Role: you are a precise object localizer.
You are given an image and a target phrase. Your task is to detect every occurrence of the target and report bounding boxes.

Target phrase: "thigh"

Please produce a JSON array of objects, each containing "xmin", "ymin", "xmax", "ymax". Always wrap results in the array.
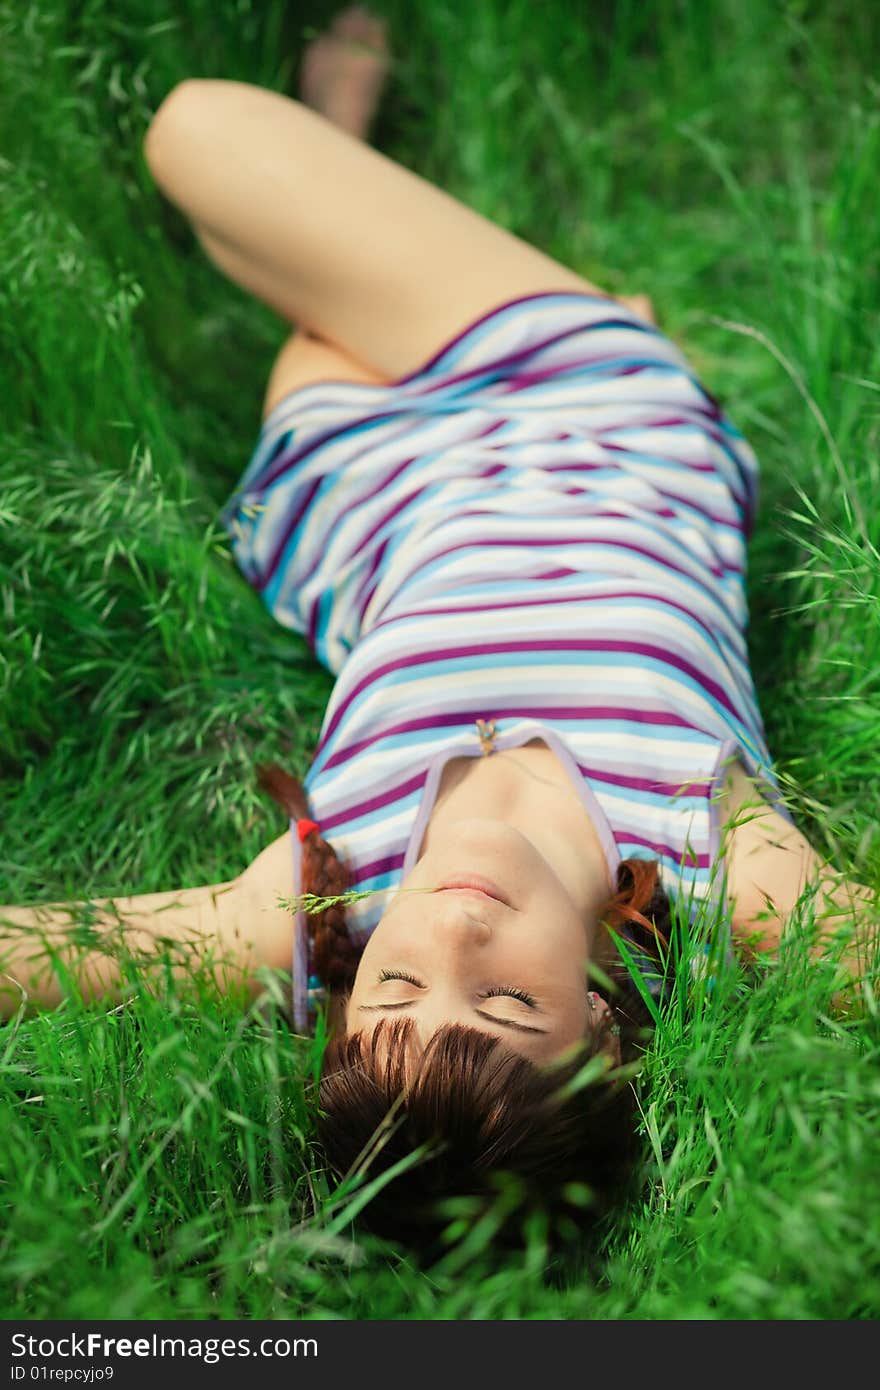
[
  {"xmin": 261, "ymin": 327, "xmax": 389, "ymax": 421},
  {"xmin": 146, "ymin": 79, "xmax": 608, "ymax": 379}
]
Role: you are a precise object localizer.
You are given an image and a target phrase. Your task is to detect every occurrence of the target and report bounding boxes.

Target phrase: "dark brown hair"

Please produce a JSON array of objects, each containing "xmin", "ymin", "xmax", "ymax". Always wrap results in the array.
[{"xmin": 257, "ymin": 762, "xmax": 673, "ymax": 1251}]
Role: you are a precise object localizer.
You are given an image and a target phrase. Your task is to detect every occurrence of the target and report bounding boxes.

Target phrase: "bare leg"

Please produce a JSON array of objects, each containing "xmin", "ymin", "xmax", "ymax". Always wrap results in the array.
[
  {"xmin": 298, "ymin": 5, "xmax": 391, "ymax": 142},
  {"xmin": 194, "ymin": 7, "xmax": 397, "ymax": 416},
  {"xmin": 191, "ymin": 2, "xmax": 395, "ymax": 305},
  {"xmin": 144, "ymin": 7, "xmax": 656, "ymax": 390}
]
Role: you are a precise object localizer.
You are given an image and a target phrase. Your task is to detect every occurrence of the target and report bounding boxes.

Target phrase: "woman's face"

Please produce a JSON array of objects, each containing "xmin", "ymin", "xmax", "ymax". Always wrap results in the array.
[{"xmin": 346, "ymin": 817, "xmax": 607, "ymax": 1063}]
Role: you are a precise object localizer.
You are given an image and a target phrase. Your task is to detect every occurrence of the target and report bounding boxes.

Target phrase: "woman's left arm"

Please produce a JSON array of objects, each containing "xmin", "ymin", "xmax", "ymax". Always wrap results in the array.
[
  {"xmin": 0, "ymin": 833, "xmax": 295, "ymax": 1019},
  {"xmin": 720, "ymin": 768, "xmax": 879, "ymax": 1006}
]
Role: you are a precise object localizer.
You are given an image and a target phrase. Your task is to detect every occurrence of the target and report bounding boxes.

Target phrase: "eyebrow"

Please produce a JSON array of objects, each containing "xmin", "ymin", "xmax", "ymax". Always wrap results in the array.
[{"xmin": 356, "ymin": 1001, "xmax": 550, "ymax": 1036}]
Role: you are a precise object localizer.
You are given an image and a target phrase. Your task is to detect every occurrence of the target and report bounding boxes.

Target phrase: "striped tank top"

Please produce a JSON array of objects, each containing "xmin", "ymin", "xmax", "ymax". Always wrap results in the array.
[{"xmin": 221, "ymin": 290, "xmax": 794, "ymax": 1031}]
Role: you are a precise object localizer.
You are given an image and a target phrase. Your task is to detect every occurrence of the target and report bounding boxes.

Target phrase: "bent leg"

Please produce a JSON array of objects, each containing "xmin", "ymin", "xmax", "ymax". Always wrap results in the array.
[
  {"xmin": 144, "ymin": 79, "xmax": 608, "ymax": 380},
  {"xmin": 260, "ymin": 326, "xmax": 390, "ymax": 421},
  {"xmin": 192, "ymin": 222, "xmax": 391, "ymax": 418}
]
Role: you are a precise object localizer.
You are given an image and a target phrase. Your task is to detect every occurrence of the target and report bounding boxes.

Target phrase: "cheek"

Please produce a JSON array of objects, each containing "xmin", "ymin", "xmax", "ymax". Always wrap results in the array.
[
  {"xmin": 518, "ymin": 901, "xmax": 590, "ymax": 961},
  {"xmin": 512, "ymin": 927, "xmax": 589, "ymax": 1007},
  {"xmin": 562, "ymin": 991, "xmax": 590, "ymax": 1033}
]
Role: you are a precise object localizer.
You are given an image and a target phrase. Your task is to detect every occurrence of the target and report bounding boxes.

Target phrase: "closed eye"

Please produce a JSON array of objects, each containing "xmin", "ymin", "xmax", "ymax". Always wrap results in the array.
[
  {"xmin": 378, "ymin": 972, "xmax": 536, "ymax": 1008},
  {"xmin": 377, "ymin": 969, "xmax": 424, "ymax": 987},
  {"xmin": 358, "ymin": 994, "xmax": 549, "ymax": 1033},
  {"xmin": 481, "ymin": 985, "xmax": 537, "ymax": 1008}
]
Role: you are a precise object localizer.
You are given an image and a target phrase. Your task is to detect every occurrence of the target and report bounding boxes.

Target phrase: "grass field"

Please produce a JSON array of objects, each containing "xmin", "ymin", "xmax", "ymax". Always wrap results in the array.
[{"xmin": 2, "ymin": 0, "xmax": 880, "ymax": 1318}]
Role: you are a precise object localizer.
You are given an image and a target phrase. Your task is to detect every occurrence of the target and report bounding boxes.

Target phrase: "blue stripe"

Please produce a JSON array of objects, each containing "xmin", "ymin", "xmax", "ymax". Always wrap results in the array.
[
  {"xmin": 375, "ymin": 586, "xmax": 747, "ymax": 665},
  {"xmin": 312, "ymin": 589, "xmax": 335, "ymax": 668},
  {"xmin": 389, "ymin": 531, "xmax": 737, "ymax": 623}
]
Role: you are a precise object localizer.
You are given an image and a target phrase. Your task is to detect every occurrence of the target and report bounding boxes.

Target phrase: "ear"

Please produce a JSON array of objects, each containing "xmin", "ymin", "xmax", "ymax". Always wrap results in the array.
[{"xmin": 587, "ymin": 992, "xmax": 622, "ymax": 1068}]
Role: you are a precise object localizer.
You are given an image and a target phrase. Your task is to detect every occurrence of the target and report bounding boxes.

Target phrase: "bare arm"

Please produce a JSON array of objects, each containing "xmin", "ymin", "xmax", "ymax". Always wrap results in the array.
[
  {"xmin": 719, "ymin": 761, "xmax": 879, "ymax": 1005},
  {"xmin": 0, "ymin": 831, "xmax": 296, "ymax": 1020}
]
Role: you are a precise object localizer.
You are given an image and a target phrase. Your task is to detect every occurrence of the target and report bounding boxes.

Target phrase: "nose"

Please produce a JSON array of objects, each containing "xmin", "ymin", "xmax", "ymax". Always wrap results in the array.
[{"xmin": 431, "ymin": 895, "xmax": 492, "ymax": 947}]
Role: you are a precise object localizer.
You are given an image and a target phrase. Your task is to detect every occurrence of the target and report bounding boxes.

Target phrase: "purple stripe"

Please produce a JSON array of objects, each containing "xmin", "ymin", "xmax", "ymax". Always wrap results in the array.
[
  {"xmin": 575, "ymin": 761, "xmax": 712, "ymax": 800},
  {"xmin": 317, "ymin": 694, "xmax": 732, "ymax": 774},
  {"xmin": 332, "ymin": 635, "xmax": 743, "ymax": 728},
  {"xmin": 319, "ymin": 709, "xmax": 509, "ymax": 772},
  {"xmin": 600, "ymin": 442, "xmax": 717, "ymax": 472},
  {"xmin": 411, "ymin": 318, "xmax": 625, "ymax": 397},
  {"xmin": 389, "ymin": 289, "xmax": 650, "ymax": 385},
  {"xmin": 264, "ymin": 454, "xmax": 421, "ymax": 595},
  {"xmin": 320, "ymin": 695, "xmax": 716, "ymax": 769},
  {"xmin": 613, "ymin": 830, "xmax": 712, "ymax": 871},
  {"xmin": 371, "ymin": 583, "xmax": 743, "ymax": 656},
  {"xmin": 259, "ymin": 361, "xmax": 717, "ymax": 517},
  {"xmin": 344, "ymin": 415, "xmax": 499, "ymax": 530},
  {"xmin": 375, "ymin": 291, "xmax": 618, "ymax": 389},
  {"xmin": 351, "ymin": 455, "xmax": 507, "ymax": 558},
  {"xmin": 353, "ymin": 480, "xmax": 426, "ymax": 551},
  {"xmin": 261, "ymin": 425, "xmax": 509, "ymax": 593},
  {"xmin": 601, "ymin": 424, "xmax": 751, "ymax": 513},
  {"xmin": 247, "ymin": 474, "xmax": 322, "ymax": 593},
  {"xmin": 348, "ymin": 850, "xmax": 407, "ymax": 884},
  {"xmin": 354, "ymin": 496, "xmax": 507, "ymax": 625},
  {"xmin": 319, "ymin": 770, "xmax": 426, "ymax": 828},
  {"xmin": 348, "ymin": 423, "xmax": 507, "ymax": 597},
  {"xmin": 601, "ymin": 415, "xmax": 721, "ymax": 439},
  {"xmin": 394, "ymin": 526, "xmax": 726, "ymax": 587},
  {"xmin": 250, "ymin": 288, "xmax": 726, "ymax": 506},
  {"xmin": 351, "ymin": 452, "xmax": 421, "ymax": 512},
  {"xmin": 352, "ymin": 533, "xmax": 393, "ymax": 626},
  {"xmin": 499, "ymin": 359, "xmax": 675, "ymax": 393},
  {"xmin": 642, "ymin": 489, "xmax": 743, "ymax": 539},
  {"xmin": 414, "ymin": 314, "xmax": 658, "ymax": 399},
  {"xmin": 535, "ymin": 461, "xmax": 745, "ymax": 537},
  {"xmin": 356, "ymin": 495, "xmax": 721, "ymax": 630},
  {"xmin": 603, "ymin": 422, "xmax": 739, "ymax": 489},
  {"xmin": 258, "ymin": 425, "xmax": 408, "ymax": 587},
  {"xmin": 259, "ymin": 406, "xmax": 415, "ymax": 494},
  {"xmin": 552, "ymin": 449, "xmax": 725, "ymax": 484}
]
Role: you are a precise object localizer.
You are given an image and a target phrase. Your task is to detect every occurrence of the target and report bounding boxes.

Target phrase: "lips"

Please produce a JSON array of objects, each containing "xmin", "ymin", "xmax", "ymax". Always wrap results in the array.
[{"xmin": 437, "ymin": 876, "xmax": 510, "ymax": 906}]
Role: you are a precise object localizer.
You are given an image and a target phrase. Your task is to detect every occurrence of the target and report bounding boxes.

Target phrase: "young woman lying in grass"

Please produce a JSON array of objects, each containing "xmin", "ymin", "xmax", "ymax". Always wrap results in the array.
[{"xmin": 2, "ymin": 7, "xmax": 876, "ymax": 1252}]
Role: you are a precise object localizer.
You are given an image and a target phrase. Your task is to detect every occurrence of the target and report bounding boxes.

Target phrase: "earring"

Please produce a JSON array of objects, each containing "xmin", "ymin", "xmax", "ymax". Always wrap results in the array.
[{"xmin": 587, "ymin": 991, "xmax": 599, "ymax": 1011}]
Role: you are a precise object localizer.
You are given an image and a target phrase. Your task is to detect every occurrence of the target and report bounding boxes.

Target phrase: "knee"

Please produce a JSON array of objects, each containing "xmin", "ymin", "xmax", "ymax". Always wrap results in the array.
[
  {"xmin": 145, "ymin": 79, "xmax": 308, "ymax": 159},
  {"xmin": 144, "ymin": 80, "xmax": 192, "ymax": 168},
  {"xmin": 144, "ymin": 79, "xmax": 239, "ymax": 164}
]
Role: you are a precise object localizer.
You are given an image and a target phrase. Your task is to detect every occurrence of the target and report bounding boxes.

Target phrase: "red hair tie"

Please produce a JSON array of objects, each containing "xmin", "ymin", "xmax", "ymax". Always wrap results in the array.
[{"xmin": 296, "ymin": 817, "xmax": 320, "ymax": 843}]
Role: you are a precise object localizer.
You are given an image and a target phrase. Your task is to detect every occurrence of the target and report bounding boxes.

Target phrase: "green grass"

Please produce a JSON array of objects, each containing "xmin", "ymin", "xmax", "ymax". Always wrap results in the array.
[{"xmin": 2, "ymin": 0, "xmax": 880, "ymax": 1318}]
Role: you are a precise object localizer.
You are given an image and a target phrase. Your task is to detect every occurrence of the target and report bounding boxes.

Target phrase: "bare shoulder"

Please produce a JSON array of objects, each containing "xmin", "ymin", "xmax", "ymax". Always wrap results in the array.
[
  {"xmin": 239, "ymin": 828, "xmax": 297, "ymax": 973},
  {"xmin": 714, "ymin": 756, "xmax": 822, "ymax": 950},
  {"xmin": 714, "ymin": 756, "xmax": 799, "ymax": 847}
]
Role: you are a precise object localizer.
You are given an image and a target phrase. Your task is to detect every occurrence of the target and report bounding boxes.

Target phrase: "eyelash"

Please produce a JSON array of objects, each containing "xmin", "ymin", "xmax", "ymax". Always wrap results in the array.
[
  {"xmin": 377, "ymin": 970, "xmax": 536, "ymax": 1007},
  {"xmin": 483, "ymin": 985, "xmax": 537, "ymax": 1007},
  {"xmin": 378, "ymin": 969, "xmax": 421, "ymax": 986}
]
